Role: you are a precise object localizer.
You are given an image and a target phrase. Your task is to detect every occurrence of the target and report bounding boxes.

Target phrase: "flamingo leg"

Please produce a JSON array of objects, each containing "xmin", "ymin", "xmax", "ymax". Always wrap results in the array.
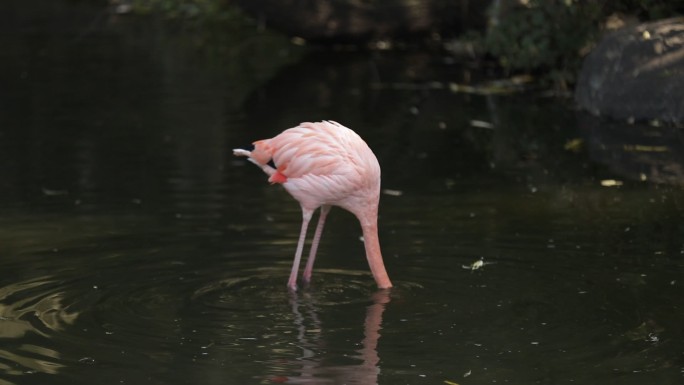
[
  {"xmin": 303, "ymin": 205, "xmax": 331, "ymax": 284},
  {"xmin": 288, "ymin": 208, "xmax": 313, "ymax": 291}
]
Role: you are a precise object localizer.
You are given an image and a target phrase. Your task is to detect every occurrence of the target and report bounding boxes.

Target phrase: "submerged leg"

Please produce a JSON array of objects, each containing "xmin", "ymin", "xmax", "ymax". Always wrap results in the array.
[
  {"xmin": 303, "ymin": 205, "xmax": 331, "ymax": 284},
  {"xmin": 288, "ymin": 208, "xmax": 314, "ymax": 291}
]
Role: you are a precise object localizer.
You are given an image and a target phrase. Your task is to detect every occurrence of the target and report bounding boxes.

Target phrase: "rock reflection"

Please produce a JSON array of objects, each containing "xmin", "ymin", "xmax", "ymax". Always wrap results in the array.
[
  {"xmin": 579, "ymin": 115, "xmax": 684, "ymax": 185},
  {"xmin": 282, "ymin": 289, "xmax": 391, "ymax": 384}
]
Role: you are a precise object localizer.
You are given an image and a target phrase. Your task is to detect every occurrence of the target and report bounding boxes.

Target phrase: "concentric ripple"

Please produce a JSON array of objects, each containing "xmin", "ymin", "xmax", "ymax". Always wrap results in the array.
[{"xmin": 0, "ymin": 245, "xmax": 400, "ymax": 385}]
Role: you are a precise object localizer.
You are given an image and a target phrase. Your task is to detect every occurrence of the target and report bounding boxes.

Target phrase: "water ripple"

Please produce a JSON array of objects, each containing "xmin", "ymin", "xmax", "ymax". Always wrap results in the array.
[
  {"xmin": 0, "ymin": 277, "xmax": 81, "ymax": 382},
  {"xmin": 0, "ymin": 278, "xmax": 80, "ymax": 339}
]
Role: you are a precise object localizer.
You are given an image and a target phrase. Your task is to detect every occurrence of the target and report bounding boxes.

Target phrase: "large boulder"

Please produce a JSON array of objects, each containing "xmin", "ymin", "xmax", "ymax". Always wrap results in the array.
[{"xmin": 575, "ymin": 18, "xmax": 684, "ymax": 125}]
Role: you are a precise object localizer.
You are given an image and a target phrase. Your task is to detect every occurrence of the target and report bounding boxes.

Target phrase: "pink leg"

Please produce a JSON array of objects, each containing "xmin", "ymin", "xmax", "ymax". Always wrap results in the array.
[
  {"xmin": 288, "ymin": 208, "xmax": 313, "ymax": 291},
  {"xmin": 303, "ymin": 205, "xmax": 331, "ymax": 284}
]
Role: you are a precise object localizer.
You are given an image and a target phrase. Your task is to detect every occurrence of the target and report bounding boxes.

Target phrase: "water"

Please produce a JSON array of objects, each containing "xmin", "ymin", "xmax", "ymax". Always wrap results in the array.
[{"xmin": 1, "ymin": 2, "xmax": 683, "ymax": 384}]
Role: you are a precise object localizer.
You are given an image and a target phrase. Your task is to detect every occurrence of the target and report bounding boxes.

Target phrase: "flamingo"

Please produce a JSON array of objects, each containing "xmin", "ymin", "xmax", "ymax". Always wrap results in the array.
[{"xmin": 233, "ymin": 120, "xmax": 392, "ymax": 291}]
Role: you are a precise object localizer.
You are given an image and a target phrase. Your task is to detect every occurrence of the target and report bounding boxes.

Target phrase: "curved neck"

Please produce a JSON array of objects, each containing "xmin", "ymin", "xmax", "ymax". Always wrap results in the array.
[{"xmin": 359, "ymin": 217, "xmax": 393, "ymax": 289}]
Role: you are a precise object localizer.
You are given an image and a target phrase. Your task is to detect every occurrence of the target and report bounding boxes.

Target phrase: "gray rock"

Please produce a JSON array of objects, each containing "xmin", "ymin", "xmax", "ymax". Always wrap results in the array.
[{"xmin": 575, "ymin": 18, "xmax": 684, "ymax": 125}]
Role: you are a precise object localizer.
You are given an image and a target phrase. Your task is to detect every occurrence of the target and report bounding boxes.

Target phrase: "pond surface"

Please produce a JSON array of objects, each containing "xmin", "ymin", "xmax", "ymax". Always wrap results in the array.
[{"xmin": 1, "ymin": 2, "xmax": 683, "ymax": 385}]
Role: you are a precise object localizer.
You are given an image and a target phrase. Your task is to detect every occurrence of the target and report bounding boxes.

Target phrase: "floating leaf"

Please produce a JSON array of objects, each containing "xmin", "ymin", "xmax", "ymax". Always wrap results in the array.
[
  {"xmin": 564, "ymin": 138, "xmax": 583, "ymax": 152},
  {"xmin": 382, "ymin": 189, "xmax": 403, "ymax": 197},
  {"xmin": 623, "ymin": 144, "xmax": 668, "ymax": 152},
  {"xmin": 600, "ymin": 179, "xmax": 623, "ymax": 187},
  {"xmin": 470, "ymin": 120, "xmax": 495, "ymax": 129}
]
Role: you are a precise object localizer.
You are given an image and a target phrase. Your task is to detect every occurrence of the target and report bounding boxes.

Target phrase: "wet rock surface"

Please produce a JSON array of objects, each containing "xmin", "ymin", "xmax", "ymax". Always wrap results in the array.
[{"xmin": 575, "ymin": 17, "xmax": 684, "ymax": 125}]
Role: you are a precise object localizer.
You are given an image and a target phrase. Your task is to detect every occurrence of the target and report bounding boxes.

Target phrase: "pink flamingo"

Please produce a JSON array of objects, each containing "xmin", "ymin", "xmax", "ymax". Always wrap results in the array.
[{"xmin": 233, "ymin": 120, "xmax": 392, "ymax": 291}]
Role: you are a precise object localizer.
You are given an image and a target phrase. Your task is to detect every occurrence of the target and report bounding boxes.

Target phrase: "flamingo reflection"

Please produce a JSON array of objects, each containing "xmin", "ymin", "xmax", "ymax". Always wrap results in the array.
[{"xmin": 271, "ymin": 289, "xmax": 391, "ymax": 384}]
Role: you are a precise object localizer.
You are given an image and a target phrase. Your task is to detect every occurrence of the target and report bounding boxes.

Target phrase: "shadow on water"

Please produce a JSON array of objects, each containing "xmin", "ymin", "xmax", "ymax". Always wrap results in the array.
[{"xmin": 1, "ymin": 1, "xmax": 684, "ymax": 384}]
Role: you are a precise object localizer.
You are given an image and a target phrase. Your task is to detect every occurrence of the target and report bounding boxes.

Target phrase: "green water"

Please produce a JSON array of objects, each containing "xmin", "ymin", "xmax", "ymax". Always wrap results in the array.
[{"xmin": 1, "ymin": 1, "xmax": 683, "ymax": 384}]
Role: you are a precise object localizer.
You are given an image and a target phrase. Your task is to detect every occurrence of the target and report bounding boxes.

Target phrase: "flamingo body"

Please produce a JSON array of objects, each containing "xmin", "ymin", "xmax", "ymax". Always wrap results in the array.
[{"xmin": 234, "ymin": 121, "xmax": 392, "ymax": 290}]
